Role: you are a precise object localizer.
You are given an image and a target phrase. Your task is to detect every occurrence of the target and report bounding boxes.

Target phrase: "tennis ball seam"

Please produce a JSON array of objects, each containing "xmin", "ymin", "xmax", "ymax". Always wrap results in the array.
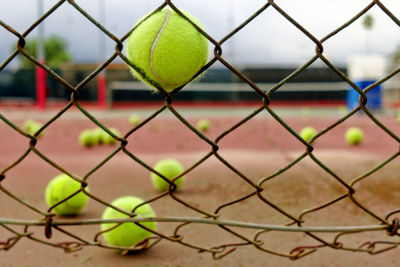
[
  {"xmin": 150, "ymin": 8, "xmax": 175, "ymax": 87},
  {"xmin": 126, "ymin": 10, "xmax": 165, "ymax": 90},
  {"xmin": 149, "ymin": 8, "xmax": 198, "ymax": 88},
  {"xmin": 128, "ymin": 12, "xmax": 163, "ymax": 90}
]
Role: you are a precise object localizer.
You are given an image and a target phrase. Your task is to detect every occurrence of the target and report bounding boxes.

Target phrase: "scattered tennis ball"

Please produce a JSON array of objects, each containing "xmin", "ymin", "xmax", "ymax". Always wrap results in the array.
[
  {"xmin": 126, "ymin": 8, "xmax": 209, "ymax": 92},
  {"xmin": 129, "ymin": 114, "xmax": 141, "ymax": 126},
  {"xmin": 28, "ymin": 122, "xmax": 44, "ymax": 137},
  {"xmin": 79, "ymin": 129, "xmax": 97, "ymax": 147},
  {"xmin": 45, "ymin": 173, "xmax": 89, "ymax": 216},
  {"xmin": 101, "ymin": 196, "xmax": 157, "ymax": 250},
  {"xmin": 301, "ymin": 107, "xmax": 310, "ymax": 116},
  {"xmin": 23, "ymin": 119, "xmax": 36, "ymax": 132},
  {"xmin": 197, "ymin": 118, "xmax": 210, "ymax": 132},
  {"xmin": 300, "ymin": 126, "xmax": 317, "ymax": 142},
  {"xmin": 397, "ymin": 112, "xmax": 400, "ymax": 123},
  {"xmin": 338, "ymin": 105, "xmax": 347, "ymax": 115},
  {"xmin": 345, "ymin": 127, "xmax": 363, "ymax": 145},
  {"xmin": 151, "ymin": 159, "xmax": 184, "ymax": 192},
  {"xmin": 102, "ymin": 128, "xmax": 121, "ymax": 145},
  {"xmin": 93, "ymin": 128, "xmax": 109, "ymax": 144},
  {"xmin": 92, "ymin": 128, "xmax": 105, "ymax": 144}
]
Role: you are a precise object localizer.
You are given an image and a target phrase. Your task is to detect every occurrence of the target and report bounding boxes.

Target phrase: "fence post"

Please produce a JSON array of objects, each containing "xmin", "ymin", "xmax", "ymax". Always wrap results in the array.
[
  {"xmin": 36, "ymin": 0, "xmax": 46, "ymax": 110},
  {"xmin": 35, "ymin": 62, "xmax": 46, "ymax": 110},
  {"xmin": 98, "ymin": 71, "xmax": 107, "ymax": 109}
]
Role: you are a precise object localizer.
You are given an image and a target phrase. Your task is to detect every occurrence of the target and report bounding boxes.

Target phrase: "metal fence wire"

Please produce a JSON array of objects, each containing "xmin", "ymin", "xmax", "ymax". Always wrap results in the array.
[{"xmin": 2, "ymin": 0, "xmax": 400, "ymax": 261}]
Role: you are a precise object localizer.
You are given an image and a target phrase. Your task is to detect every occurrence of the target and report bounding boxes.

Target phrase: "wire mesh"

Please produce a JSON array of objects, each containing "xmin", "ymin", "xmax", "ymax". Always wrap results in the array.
[{"xmin": 1, "ymin": 0, "xmax": 400, "ymax": 260}]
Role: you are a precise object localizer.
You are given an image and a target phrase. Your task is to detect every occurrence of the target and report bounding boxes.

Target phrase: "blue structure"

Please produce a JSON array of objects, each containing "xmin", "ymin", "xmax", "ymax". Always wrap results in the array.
[
  {"xmin": 346, "ymin": 54, "xmax": 386, "ymax": 111},
  {"xmin": 347, "ymin": 80, "xmax": 382, "ymax": 110}
]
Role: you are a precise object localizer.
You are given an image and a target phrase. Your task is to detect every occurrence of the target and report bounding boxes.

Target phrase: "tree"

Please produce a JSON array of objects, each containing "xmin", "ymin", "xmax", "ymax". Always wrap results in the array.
[
  {"xmin": 362, "ymin": 14, "xmax": 374, "ymax": 30},
  {"xmin": 362, "ymin": 14, "xmax": 374, "ymax": 53},
  {"xmin": 15, "ymin": 35, "xmax": 72, "ymax": 68}
]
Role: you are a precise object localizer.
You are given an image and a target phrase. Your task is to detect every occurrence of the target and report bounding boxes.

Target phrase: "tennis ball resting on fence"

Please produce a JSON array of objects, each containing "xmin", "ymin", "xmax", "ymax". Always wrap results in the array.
[{"xmin": 126, "ymin": 7, "xmax": 209, "ymax": 92}]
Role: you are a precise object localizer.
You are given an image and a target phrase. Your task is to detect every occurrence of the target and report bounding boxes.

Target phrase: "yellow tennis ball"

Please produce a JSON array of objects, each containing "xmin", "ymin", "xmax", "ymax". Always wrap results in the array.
[
  {"xmin": 301, "ymin": 107, "xmax": 310, "ymax": 116},
  {"xmin": 300, "ymin": 126, "xmax": 317, "ymax": 142},
  {"xmin": 93, "ymin": 128, "xmax": 109, "ymax": 144},
  {"xmin": 197, "ymin": 118, "xmax": 210, "ymax": 132},
  {"xmin": 23, "ymin": 119, "xmax": 36, "ymax": 132},
  {"xmin": 31, "ymin": 122, "xmax": 45, "ymax": 137},
  {"xmin": 101, "ymin": 196, "xmax": 157, "ymax": 250},
  {"xmin": 345, "ymin": 127, "xmax": 363, "ymax": 145},
  {"xmin": 126, "ymin": 8, "xmax": 209, "ymax": 92},
  {"xmin": 151, "ymin": 159, "xmax": 184, "ymax": 192},
  {"xmin": 102, "ymin": 127, "xmax": 121, "ymax": 145},
  {"xmin": 25, "ymin": 121, "xmax": 44, "ymax": 137},
  {"xmin": 45, "ymin": 174, "xmax": 89, "ymax": 216},
  {"xmin": 338, "ymin": 105, "xmax": 347, "ymax": 115},
  {"xmin": 92, "ymin": 128, "xmax": 105, "ymax": 144},
  {"xmin": 129, "ymin": 114, "xmax": 141, "ymax": 126},
  {"xmin": 79, "ymin": 129, "xmax": 97, "ymax": 147}
]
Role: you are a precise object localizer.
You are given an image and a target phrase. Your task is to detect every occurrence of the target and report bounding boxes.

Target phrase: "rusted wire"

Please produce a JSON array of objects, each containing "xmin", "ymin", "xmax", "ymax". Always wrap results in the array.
[{"xmin": 1, "ymin": 0, "xmax": 400, "ymax": 261}]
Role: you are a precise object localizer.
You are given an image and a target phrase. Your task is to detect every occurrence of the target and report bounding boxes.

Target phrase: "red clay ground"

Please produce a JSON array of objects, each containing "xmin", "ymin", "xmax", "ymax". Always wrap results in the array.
[{"xmin": 1, "ymin": 106, "xmax": 400, "ymax": 266}]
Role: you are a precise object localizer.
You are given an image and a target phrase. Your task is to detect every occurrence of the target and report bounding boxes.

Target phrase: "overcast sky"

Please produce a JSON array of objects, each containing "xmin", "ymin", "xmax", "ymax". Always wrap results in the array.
[{"xmin": 1, "ymin": 0, "xmax": 400, "ymax": 69}]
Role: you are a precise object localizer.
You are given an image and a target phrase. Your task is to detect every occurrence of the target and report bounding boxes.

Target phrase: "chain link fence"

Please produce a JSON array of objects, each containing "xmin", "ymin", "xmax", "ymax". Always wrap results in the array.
[{"xmin": 1, "ymin": 0, "xmax": 400, "ymax": 261}]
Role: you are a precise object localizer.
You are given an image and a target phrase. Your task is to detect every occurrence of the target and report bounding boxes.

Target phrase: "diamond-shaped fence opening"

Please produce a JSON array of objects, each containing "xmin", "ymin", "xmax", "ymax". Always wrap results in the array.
[{"xmin": 2, "ymin": 0, "xmax": 400, "ymax": 264}]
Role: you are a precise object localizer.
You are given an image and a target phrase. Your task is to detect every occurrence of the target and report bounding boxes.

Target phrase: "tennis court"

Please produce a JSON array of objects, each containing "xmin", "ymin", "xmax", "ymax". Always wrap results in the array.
[{"xmin": 2, "ymin": 106, "xmax": 400, "ymax": 266}]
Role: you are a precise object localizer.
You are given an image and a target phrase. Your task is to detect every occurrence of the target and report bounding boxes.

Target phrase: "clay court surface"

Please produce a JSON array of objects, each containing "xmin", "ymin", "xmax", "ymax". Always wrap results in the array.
[{"xmin": 1, "ymin": 106, "xmax": 400, "ymax": 266}]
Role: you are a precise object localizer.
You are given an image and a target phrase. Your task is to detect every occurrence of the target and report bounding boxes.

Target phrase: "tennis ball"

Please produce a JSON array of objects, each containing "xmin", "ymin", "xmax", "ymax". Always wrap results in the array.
[
  {"xmin": 24, "ymin": 120, "xmax": 44, "ymax": 137},
  {"xmin": 23, "ymin": 119, "xmax": 36, "ymax": 132},
  {"xmin": 93, "ymin": 128, "xmax": 111, "ymax": 144},
  {"xmin": 101, "ymin": 196, "xmax": 156, "ymax": 249},
  {"xmin": 28, "ymin": 122, "xmax": 45, "ymax": 137},
  {"xmin": 126, "ymin": 8, "xmax": 209, "ymax": 92},
  {"xmin": 102, "ymin": 128, "xmax": 121, "ymax": 145},
  {"xmin": 301, "ymin": 107, "xmax": 310, "ymax": 116},
  {"xmin": 129, "ymin": 114, "xmax": 141, "ymax": 126},
  {"xmin": 151, "ymin": 159, "xmax": 184, "ymax": 192},
  {"xmin": 338, "ymin": 105, "xmax": 347, "ymax": 115},
  {"xmin": 197, "ymin": 118, "xmax": 210, "ymax": 132},
  {"xmin": 45, "ymin": 173, "xmax": 89, "ymax": 216},
  {"xmin": 300, "ymin": 126, "xmax": 317, "ymax": 142},
  {"xmin": 79, "ymin": 129, "xmax": 96, "ymax": 147},
  {"xmin": 345, "ymin": 127, "xmax": 363, "ymax": 145},
  {"xmin": 92, "ymin": 128, "xmax": 105, "ymax": 144}
]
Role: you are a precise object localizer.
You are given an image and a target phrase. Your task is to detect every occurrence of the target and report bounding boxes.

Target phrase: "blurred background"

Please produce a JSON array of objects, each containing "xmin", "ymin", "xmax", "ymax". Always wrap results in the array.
[{"xmin": 1, "ymin": 0, "xmax": 400, "ymax": 110}]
